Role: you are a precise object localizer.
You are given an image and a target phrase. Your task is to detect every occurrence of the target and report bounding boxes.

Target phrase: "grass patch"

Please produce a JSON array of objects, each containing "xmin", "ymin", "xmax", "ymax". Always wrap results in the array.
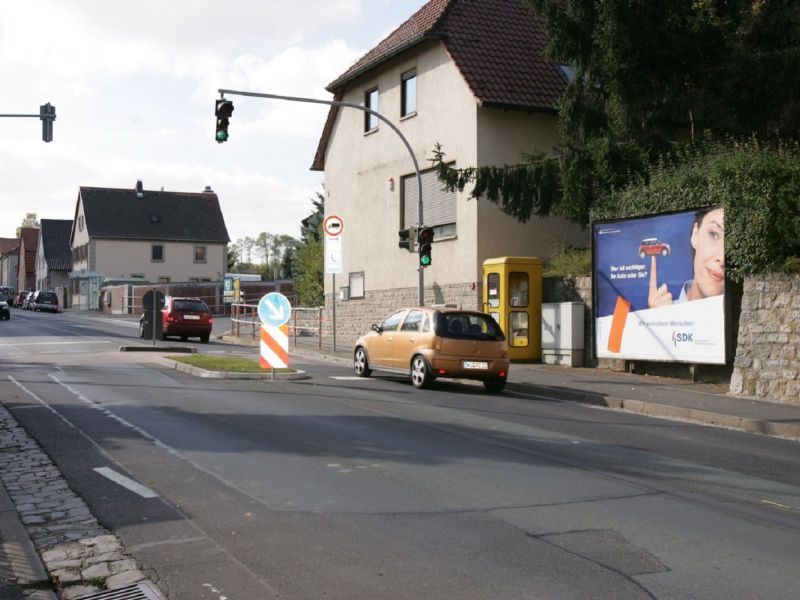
[{"xmin": 168, "ymin": 355, "xmax": 294, "ymax": 373}]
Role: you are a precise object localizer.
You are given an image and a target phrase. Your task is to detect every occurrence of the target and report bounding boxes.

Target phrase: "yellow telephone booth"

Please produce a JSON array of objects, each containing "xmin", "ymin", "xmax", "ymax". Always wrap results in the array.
[{"xmin": 482, "ymin": 257, "xmax": 542, "ymax": 361}]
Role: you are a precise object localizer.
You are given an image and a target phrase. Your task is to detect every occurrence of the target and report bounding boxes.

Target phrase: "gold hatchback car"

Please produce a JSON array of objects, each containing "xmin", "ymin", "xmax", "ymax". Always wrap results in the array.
[{"xmin": 353, "ymin": 306, "xmax": 510, "ymax": 392}]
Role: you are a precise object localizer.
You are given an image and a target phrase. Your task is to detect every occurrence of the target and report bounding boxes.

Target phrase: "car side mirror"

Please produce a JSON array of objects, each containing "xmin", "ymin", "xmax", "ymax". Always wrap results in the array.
[{"xmin": 371, "ymin": 324, "xmax": 382, "ymax": 334}]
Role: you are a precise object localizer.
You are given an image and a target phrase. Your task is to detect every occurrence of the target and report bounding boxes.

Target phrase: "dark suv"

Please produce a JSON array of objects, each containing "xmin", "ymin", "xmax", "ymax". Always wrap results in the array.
[
  {"xmin": 31, "ymin": 291, "xmax": 60, "ymax": 312},
  {"xmin": 0, "ymin": 292, "xmax": 10, "ymax": 320}
]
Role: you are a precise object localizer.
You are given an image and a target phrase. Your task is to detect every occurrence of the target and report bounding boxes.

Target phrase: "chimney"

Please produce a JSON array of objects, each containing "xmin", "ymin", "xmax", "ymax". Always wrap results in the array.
[
  {"xmin": 203, "ymin": 185, "xmax": 214, "ymax": 193},
  {"xmin": 135, "ymin": 180, "xmax": 144, "ymax": 198}
]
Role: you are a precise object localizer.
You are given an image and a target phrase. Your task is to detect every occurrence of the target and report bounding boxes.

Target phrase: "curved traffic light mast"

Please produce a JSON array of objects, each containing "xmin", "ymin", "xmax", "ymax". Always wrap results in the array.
[{"xmin": 215, "ymin": 88, "xmax": 428, "ymax": 305}]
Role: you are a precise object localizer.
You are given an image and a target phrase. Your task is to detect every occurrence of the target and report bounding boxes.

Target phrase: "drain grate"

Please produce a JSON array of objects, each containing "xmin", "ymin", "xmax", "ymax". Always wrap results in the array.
[{"xmin": 74, "ymin": 581, "xmax": 166, "ymax": 600}]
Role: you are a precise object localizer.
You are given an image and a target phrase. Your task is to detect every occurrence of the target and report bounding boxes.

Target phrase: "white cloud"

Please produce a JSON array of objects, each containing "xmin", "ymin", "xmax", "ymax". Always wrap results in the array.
[{"xmin": 0, "ymin": 0, "xmax": 428, "ymax": 245}]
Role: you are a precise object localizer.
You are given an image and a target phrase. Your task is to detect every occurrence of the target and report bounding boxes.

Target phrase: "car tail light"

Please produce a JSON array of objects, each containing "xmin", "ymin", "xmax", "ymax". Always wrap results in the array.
[
  {"xmin": 437, "ymin": 369, "xmax": 446, "ymax": 375},
  {"xmin": 208, "ymin": 316, "xmax": 213, "ymax": 324},
  {"xmin": 499, "ymin": 371, "xmax": 507, "ymax": 378},
  {"xmin": 166, "ymin": 314, "xmax": 178, "ymax": 324}
]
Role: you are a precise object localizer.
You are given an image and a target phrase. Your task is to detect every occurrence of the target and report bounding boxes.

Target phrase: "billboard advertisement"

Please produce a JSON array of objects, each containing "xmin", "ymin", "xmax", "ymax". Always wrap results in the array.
[{"xmin": 593, "ymin": 207, "xmax": 726, "ymax": 364}]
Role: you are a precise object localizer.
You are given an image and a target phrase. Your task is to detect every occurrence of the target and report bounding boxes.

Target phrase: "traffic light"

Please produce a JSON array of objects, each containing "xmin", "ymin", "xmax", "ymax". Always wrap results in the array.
[
  {"xmin": 215, "ymin": 99, "xmax": 234, "ymax": 143},
  {"xmin": 40, "ymin": 103, "xmax": 55, "ymax": 143},
  {"xmin": 418, "ymin": 226, "xmax": 434, "ymax": 266},
  {"xmin": 398, "ymin": 227, "xmax": 417, "ymax": 252}
]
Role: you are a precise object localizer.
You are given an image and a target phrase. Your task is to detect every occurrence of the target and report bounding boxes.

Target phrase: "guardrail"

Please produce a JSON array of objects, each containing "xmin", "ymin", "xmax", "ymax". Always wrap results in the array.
[{"xmin": 231, "ymin": 303, "xmax": 323, "ymax": 349}]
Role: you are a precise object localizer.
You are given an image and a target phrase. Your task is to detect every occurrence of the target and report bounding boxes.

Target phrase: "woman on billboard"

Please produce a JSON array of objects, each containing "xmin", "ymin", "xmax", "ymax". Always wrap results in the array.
[{"xmin": 648, "ymin": 207, "xmax": 725, "ymax": 308}]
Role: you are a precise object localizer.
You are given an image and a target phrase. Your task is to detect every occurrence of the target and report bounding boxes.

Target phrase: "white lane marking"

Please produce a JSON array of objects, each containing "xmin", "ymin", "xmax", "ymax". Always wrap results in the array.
[
  {"xmin": 330, "ymin": 376, "xmax": 376, "ymax": 381},
  {"xmin": 9, "ymin": 374, "xmax": 280, "ymax": 597},
  {"xmin": 0, "ymin": 341, "xmax": 112, "ymax": 347},
  {"xmin": 93, "ymin": 466, "xmax": 159, "ymax": 498}
]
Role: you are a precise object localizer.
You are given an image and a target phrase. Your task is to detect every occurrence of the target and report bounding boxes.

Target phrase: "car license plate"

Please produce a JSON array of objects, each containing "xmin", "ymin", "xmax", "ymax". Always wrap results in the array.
[
  {"xmin": 184, "ymin": 315, "xmax": 200, "ymax": 320},
  {"xmin": 462, "ymin": 361, "xmax": 488, "ymax": 369}
]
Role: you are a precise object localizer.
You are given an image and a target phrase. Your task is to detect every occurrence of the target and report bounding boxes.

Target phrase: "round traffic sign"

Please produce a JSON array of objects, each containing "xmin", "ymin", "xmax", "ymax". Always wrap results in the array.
[
  {"xmin": 258, "ymin": 292, "xmax": 292, "ymax": 327},
  {"xmin": 323, "ymin": 215, "xmax": 344, "ymax": 237}
]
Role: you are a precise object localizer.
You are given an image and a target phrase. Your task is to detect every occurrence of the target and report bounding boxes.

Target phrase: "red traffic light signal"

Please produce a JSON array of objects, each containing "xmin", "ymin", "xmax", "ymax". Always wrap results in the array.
[
  {"xmin": 418, "ymin": 226, "xmax": 434, "ymax": 266},
  {"xmin": 215, "ymin": 99, "xmax": 234, "ymax": 143}
]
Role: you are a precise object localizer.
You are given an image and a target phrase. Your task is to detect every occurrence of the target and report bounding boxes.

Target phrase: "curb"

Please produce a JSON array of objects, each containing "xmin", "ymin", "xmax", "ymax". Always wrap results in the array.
[
  {"xmin": 155, "ymin": 357, "xmax": 310, "ymax": 380},
  {"xmin": 0, "ymin": 484, "xmax": 56, "ymax": 599},
  {"xmin": 505, "ymin": 381, "xmax": 800, "ymax": 441},
  {"xmin": 119, "ymin": 345, "xmax": 196, "ymax": 353}
]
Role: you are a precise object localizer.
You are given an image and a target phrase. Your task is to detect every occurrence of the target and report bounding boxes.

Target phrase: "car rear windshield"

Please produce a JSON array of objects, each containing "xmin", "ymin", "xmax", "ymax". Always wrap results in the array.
[
  {"xmin": 37, "ymin": 293, "xmax": 57, "ymax": 301},
  {"xmin": 434, "ymin": 312, "xmax": 505, "ymax": 341},
  {"xmin": 173, "ymin": 300, "xmax": 208, "ymax": 312}
]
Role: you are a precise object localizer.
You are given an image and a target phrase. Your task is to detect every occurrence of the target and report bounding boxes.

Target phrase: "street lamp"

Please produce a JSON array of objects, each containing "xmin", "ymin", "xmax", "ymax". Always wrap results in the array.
[{"xmin": 216, "ymin": 88, "xmax": 426, "ymax": 306}]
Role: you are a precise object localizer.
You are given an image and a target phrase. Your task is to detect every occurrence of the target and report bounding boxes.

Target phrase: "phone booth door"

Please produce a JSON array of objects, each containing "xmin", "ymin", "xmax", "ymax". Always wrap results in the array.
[{"xmin": 483, "ymin": 257, "xmax": 542, "ymax": 361}]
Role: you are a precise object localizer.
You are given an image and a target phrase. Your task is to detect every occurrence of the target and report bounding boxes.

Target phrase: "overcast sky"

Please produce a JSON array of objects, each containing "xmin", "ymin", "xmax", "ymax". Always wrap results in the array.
[{"xmin": 0, "ymin": 1, "xmax": 427, "ymax": 244}]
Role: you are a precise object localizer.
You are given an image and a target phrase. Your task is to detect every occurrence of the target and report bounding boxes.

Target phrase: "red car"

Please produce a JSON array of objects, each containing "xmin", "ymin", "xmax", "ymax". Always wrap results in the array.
[
  {"xmin": 140, "ymin": 296, "xmax": 213, "ymax": 343},
  {"xmin": 638, "ymin": 238, "xmax": 671, "ymax": 258}
]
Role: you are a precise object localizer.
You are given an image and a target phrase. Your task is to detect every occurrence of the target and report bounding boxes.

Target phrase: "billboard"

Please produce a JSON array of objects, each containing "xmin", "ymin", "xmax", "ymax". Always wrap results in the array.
[{"xmin": 593, "ymin": 207, "xmax": 726, "ymax": 364}]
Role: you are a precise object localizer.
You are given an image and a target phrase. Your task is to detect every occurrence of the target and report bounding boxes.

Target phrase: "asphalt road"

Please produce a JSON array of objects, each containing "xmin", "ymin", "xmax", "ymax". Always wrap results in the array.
[{"xmin": 2, "ymin": 309, "xmax": 800, "ymax": 599}]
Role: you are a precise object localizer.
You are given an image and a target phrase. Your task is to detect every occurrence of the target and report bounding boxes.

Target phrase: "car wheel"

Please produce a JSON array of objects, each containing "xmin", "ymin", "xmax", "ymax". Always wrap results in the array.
[
  {"xmin": 661, "ymin": 248, "xmax": 669, "ymax": 256},
  {"xmin": 200, "ymin": 334, "xmax": 209, "ymax": 344},
  {"xmin": 483, "ymin": 377, "xmax": 507, "ymax": 393},
  {"xmin": 639, "ymin": 250, "xmax": 646, "ymax": 259},
  {"xmin": 410, "ymin": 355, "xmax": 433, "ymax": 389},
  {"xmin": 353, "ymin": 347, "xmax": 372, "ymax": 377}
]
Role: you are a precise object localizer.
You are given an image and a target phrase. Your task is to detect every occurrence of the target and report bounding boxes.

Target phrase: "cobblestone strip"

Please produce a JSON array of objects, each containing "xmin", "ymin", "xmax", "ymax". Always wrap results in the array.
[{"xmin": 0, "ymin": 404, "xmax": 157, "ymax": 599}]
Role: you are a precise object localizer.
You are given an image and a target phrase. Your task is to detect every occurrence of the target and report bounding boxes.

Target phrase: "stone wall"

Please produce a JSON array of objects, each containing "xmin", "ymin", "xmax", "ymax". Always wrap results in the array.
[
  {"xmin": 325, "ymin": 282, "xmax": 482, "ymax": 345},
  {"xmin": 731, "ymin": 273, "xmax": 800, "ymax": 404}
]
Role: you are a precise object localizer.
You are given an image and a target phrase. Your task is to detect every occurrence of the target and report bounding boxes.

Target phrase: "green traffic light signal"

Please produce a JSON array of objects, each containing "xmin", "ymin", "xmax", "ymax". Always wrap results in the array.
[
  {"xmin": 418, "ymin": 226, "xmax": 434, "ymax": 266},
  {"xmin": 215, "ymin": 99, "xmax": 234, "ymax": 144}
]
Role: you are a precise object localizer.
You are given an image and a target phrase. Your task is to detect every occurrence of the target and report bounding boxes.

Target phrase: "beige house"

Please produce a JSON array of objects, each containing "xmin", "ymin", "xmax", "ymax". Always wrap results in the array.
[
  {"xmin": 69, "ymin": 181, "xmax": 230, "ymax": 309},
  {"xmin": 312, "ymin": 0, "xmax": 586, "ymax": 341}
]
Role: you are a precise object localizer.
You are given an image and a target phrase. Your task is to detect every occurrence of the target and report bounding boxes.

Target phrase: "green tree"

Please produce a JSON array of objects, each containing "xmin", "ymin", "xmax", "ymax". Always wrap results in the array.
[
  {"xmin": 293, "ymin": 236, "xmax": 323, "ymax": 306},
  {"xmin": 16, "ymin": 212, "xmax": 39, "ymax": 237},
  {"xmin": 434, "ymin": 0, "xmax": 800, "ymax": 226}
]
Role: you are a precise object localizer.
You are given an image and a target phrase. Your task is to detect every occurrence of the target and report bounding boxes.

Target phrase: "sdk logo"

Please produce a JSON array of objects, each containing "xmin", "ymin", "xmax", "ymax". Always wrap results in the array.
[{"xmin": 672, "ymin": 330, "xmax": 694, "ymax": 346}]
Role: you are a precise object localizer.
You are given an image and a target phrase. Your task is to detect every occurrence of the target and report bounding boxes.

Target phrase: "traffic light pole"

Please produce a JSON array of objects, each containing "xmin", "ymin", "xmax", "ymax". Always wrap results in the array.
[
  {"xmin": 217, "ymin": 88, "xmax": 426, "ymax": 306},
  {"xmin": 0, "ymin": 103, "xmax": 56, "ymax": 142}
]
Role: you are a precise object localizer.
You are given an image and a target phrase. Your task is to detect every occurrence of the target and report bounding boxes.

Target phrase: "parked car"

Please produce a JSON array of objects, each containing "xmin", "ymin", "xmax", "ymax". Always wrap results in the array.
[
  {"xmin": 638, "ymin": 237, "xmax": 671, "ymax": 258},
  {"xmin": 0, "ymin": 286, "xmax": 16, "ymax": 303},
  {"xmin": 31, "ymin": 290, "xmax": 60, "ymax": 313},
  {"xmin": 20, "ymin": 291, "xmax": 34, "ymax": 310},
  {"xmin": 0, "ymin": 292, "xmax": 10, "ymax": 320},
  {"xmin": 140, "ymin": 296, "xmax": 213, "ymax": 343},
  {"xmin": 353, "ymin": 306, "xmax": 510, "ymax": 392}
]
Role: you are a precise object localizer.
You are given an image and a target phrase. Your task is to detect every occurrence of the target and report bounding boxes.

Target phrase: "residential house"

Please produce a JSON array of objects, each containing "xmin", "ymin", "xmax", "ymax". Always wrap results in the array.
[
  {"xmin": 36, "ymin": 219, "xmax": 73, "ymax": 293},
  {"xmin": 16, "ymin": 228, "xmax": 39, "ymax": 293},
  {"xmin": 69, "ymin": 181, "xmax": 230, "ymax": 309},
  {"xmin": 0, "ymin": 238, "xmax": 19, "ymax": 290},
  {"xmin": 312, "ymin": 0, "xmax": 586, "ymax": 341}
]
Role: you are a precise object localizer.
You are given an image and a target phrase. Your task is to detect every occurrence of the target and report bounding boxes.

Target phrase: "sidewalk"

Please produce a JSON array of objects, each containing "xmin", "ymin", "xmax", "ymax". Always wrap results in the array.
[{"xmin": 267, "ymin": 333, "xmax": 800, "ymax": 442}]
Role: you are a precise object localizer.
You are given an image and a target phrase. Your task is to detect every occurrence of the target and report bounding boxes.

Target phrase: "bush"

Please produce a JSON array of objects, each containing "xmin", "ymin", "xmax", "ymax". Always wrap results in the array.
[
  {"xmin": 543, "ymin": 244, "xmax": 591, "ymax": 277},
  {"xmin": 592, "ymin": 138, "xmax": 800, "ymax": 281}
]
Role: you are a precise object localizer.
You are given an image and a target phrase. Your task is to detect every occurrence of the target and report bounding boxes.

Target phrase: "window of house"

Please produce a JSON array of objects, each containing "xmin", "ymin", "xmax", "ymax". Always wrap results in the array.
[
  {"xmin": 364, "ymin": 87, "xmax": 379, "ymax": 132},
  {"xmin": 189, "ymin": 277, "xmax": 211, "ymax": 283},
  {"xmin": 158, "ymin": 276, "xmax": 170, "ymax": 284},
  {"xmin": 401, "ymin": 70, "xmax": 417, "ymax": 117},
  {"xmin": 78, "ymin": 216, "xmax": 84, "ymax": 232},
  {"xmin": 151, "ymin": 244, "xmax": 164, "ymax": 262},
  {"xmin": 349, "ymin": 271, "xmax": 365, "ymax": 299},
  {"xmin": 194, "ymin": 245, "xmax": 207, "ymax": 263},
  {"xmin": 401, "ymin": 167, "xmax": 456, "ymax": 237},
  {"xmin": 130, "ymin": 273, "xmax": 145, "ymax": 280}
]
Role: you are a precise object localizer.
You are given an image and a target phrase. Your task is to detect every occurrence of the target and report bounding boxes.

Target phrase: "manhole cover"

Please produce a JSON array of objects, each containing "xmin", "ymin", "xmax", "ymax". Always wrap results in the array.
[{"xmin": 74, "ymin": 581, "xmax": 166, "ymax": 600}]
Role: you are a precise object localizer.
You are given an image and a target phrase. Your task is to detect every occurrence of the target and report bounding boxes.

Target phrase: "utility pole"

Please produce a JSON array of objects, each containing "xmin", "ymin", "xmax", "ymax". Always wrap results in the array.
[
  {"xmin": 0, "ymin": 103, "xmax": 57, "ymax": 142},
  {"xmin": 216, "ymin": 88, "xmax": 426, "ymax": 306}
]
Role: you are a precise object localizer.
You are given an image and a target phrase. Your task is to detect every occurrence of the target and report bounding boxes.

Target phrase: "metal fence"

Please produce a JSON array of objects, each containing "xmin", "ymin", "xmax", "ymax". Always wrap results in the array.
[{"xmin": 231, "ymin": 303, "xmax": 323, "ymax": 348}]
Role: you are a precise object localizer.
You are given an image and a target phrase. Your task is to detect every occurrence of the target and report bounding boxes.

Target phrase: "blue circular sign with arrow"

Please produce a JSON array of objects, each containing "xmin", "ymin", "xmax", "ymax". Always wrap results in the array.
[{"xmin": 258, "ymin": 292, "xmax": 292, "ymax": 327}]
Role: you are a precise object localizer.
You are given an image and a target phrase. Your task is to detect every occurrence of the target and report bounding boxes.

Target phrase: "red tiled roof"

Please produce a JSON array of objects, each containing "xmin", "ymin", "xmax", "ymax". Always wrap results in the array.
[
  {"xmin": 0, "ymin": 238, "xmax": 18, "ymax": 254},
  {"xmin": 312, "ymin": 0, "xmax": 565, "ymax": 170},
  {"xmin": 327, "ymin": 0, "xmax": 451, "ymax": 91}
]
